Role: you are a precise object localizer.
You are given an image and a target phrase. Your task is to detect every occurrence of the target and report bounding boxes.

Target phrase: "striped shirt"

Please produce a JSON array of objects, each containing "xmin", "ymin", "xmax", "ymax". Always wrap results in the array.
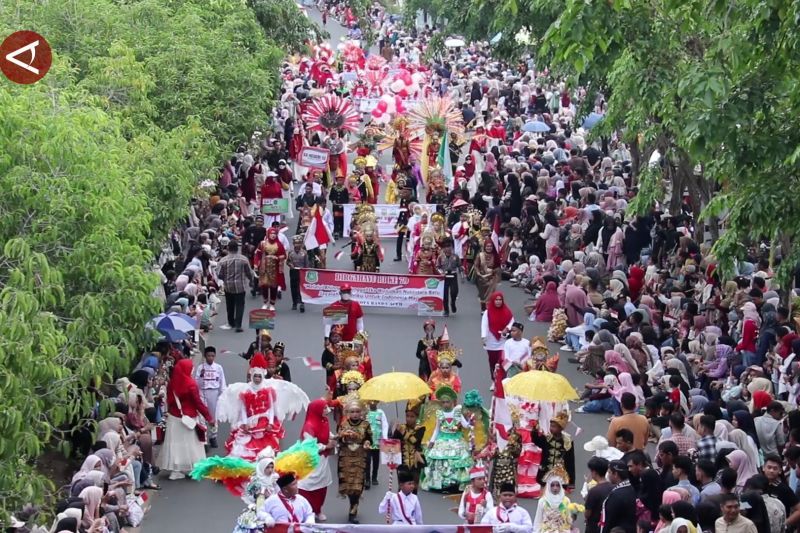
[{"xmin": 217, "ymin": 252, "xmax": 254, "ymax": 294}]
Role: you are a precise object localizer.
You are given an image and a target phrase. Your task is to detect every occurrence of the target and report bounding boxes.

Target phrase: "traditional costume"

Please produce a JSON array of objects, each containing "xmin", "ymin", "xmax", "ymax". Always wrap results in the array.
[
  {"xmin": 254, "ymin": 228, "xmax": 286, "ymax": 309},
  {"xmin": 297, "ymin": 399, "xmax": 334, "ymax": 519},
  {"xmin": 458, "ymin": 466, "xmax": 494, "ymax": 524},
  {"xmin": 532, "ymin": 465, "xmax": 577, "ymax": 533},
  {"xmin": 337, "ymin": 396, "xmax": 373, "ymax": 523},
  {"xmin": 392, "ymin": 402, "xmax": 426, "ymax": 490},
  {"xmin": 474, "ymin": 238, "xmax": 501, "ymax": 308},
  {"xmin": 532, "ymin": 411, "xmax": 575, "ymax": 488},
  {"xmin": 415, "ymin": 320, "xmax": 439, "ymax": 381},
  {"xmin": 420, "ymin": 386, "xmax": 473, "ymax": 492},
  {"xmin": 427, "ymin": 347, "xmax": 462, "ymax": 396},
  {"xmin": 378, "ymin": 468, "xmax": 424, "ymax": 524},
  {"xmin": 216, "ymin": 354, "xmax": 310, "ymax": 462},
  {"xmin": 411, "ymin": 232, "xmax": 438, "ymax": 275}
]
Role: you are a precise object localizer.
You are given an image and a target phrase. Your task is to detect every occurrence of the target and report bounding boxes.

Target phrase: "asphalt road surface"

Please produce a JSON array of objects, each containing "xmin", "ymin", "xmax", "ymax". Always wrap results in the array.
[{"xmin": 144, "ymin": 9, "xmax": 608, "ymax": 531}]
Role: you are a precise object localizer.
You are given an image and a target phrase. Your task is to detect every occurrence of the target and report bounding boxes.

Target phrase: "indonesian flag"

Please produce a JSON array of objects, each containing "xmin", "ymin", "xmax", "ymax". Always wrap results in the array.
[
  {"xmin": 490, "ymin": 212, "xmax": 501, "ymax": 253},
  {"xmin": 304, "ymin": 206, "xmax": 334, "ymax": 251},
  {"xmin": 491, "ymin": 367, "xmax": 513, "ymax": 451},
  {"xmin": 300, "ymin": 357, "xmax": 324, "ymax": 371}
]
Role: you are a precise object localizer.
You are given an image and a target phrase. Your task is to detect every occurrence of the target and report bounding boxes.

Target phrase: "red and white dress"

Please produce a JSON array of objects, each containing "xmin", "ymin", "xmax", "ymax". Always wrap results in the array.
[{"xmin": 225, "ymin": 385, "xmax": 284, "ymax": 461}]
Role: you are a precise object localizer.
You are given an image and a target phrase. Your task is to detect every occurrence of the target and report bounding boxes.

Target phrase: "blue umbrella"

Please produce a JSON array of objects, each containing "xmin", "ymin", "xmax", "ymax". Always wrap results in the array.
[
  {"xmin": 522, "ymin": 121, "xmax": 550, "ymax": 133},
  {"xmin": 581, "ymin": 112, "xmax": 604, "ymax": 130},
  {"xmin": 149, "ymin": 312, "xmax": 198, "ymax": 333},
  {"xmin": 158, "ymin": 328, "xmax": 188, "ymax": 343}
]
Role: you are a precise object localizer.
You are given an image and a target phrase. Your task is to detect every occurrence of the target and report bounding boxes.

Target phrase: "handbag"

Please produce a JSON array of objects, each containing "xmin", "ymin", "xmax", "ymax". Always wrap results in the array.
[{"xmin": 173, "ymin": 393, "xmax": 197, "ymax": 430}]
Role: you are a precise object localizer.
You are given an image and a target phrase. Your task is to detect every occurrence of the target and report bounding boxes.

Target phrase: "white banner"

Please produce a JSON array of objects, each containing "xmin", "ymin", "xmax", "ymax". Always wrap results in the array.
[{"xmin": 343, "ymin": 203, "xmax": 437, "ymax": 238}]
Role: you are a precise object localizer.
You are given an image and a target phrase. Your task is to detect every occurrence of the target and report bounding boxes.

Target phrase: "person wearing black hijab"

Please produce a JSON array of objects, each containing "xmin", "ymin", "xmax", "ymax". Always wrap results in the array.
[{"xmin": 583, "ymin": 210, "xmax": 604, "ymax": 248}]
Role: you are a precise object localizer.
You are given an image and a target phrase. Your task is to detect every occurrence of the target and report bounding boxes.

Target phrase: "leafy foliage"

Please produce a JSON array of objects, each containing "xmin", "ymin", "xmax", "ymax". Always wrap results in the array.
[{"xmin": 0, "ymin": 0, "xmax": 311, "ymax": 520}]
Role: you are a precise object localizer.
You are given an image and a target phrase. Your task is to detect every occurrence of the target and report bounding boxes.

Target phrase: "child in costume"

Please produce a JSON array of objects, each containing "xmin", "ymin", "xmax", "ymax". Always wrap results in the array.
[
  {"xmin": 458, "ymin": 466, "xmax": 494, "ymax": 525},
  {"xmin": 337, "ymin": 396, "xmax": 373, "ymax": 523},
  {"xmin": 532, "ymin": 410, "xmax": 575, "ymax": 489},
  {"xmin": 427, "ymin": 347, "xmax": 462, "ymax": 396},
  {"xmin": 391, "ymin": 402, "xmax": 426, "ymax": 491},
  {"xmin": 378, "ymin": 466, "xmax": 424, "ymax": 525},
  {"xmin": 420, "ymin": 385, "xmax": 473, "ymax": 492},
  {"xmin": 365, "ymin": 401, "xmax": 388, "ymax": 489},
  {"xmin": 532, "ymin": 465, "xmax": 581, "ymax": 533},
  {"xmin": 189, "ymin": 439, "xmax": 320, "ymax": 533}
]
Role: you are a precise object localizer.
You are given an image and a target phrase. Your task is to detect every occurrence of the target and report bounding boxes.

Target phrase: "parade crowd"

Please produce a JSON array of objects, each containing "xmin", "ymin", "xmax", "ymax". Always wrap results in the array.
[{"xmin": 9, "ymin": 1, "xmax": 800, "ymax": 533}]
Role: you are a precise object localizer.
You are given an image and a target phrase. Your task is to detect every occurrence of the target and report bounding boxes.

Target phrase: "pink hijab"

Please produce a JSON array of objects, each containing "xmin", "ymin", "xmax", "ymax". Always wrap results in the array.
[
  {"xmin": 612, "ymin": 372, "xmax": 644, "ymax": 405},
  {"xmin": 605, "ymin": 350, "xmax": 634, "ymax": 374},
  {"xmin": 726, "ymin": 449, "xmax": 759, "ymax": 489},
  {"xmin": 534, "ymin": 281, "xmax": 561, "ymax": 323}
]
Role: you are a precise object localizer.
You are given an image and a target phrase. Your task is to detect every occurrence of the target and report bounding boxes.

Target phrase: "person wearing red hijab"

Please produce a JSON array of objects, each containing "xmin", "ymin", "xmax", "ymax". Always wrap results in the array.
[
  {"xmin": 159, "ymin": 359, "xmax": 213, "ymax": 480},
  {"xmin": 480, "ymin": 291, "xmax": 515, "ymax": 379},
  {"xmin": 298, "ymin": 399, "xmax": 335, "ymax": 521},
  {"xmin": 627, "ymin": 265, "xmax": 645, "ymax": 302}
]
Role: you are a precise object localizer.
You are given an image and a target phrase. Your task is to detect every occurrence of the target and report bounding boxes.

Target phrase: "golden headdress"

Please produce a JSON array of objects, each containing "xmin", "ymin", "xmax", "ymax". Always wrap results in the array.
[
  {"xmin": 353, "ymin": 156, "xmax": 367, "ymax": 168},
  {"xmin": 480, "ymin": 219, "xmax": 491, "ymax": 232},
  {"xmin": 551, "ymin": 410, "xmax": 570, "ymax": 430},
  {"xmin": 543, "ymin": 463, "xmax": 570, "ymax": 485},
  {"xmin": 436, "ymin": 348, "xmax": 458, "ymax": 365},
  {"xmin": 430, "ymin": 212, "xmax": 445, "ymax": 225},
  {"xmin": 340, "ymin": 370, "xmax": 365, "ymax": 388},
  {"xmin": 342, "ymin": 393, "xmax": 363, "ymax": 411},
  {"xmin": 531, "ymin": 337, "xmax": 549, "ymax": 356}
]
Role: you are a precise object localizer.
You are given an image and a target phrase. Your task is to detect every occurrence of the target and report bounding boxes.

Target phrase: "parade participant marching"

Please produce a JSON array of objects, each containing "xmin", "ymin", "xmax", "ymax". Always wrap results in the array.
[
  {"xmin": 392, "ymin": 402, "xmax": 426, "ymax": 492},
  {"xmin": 323, "ymin": 285, "xmax": 365, "ymax": 342},
  {"xmin": 437, "ymin": 237, "xmax": 460, "ymax": 317},
  {"xmin": 458, "ymin": 466, "xmax": 494, "ymax": 525},
  {"xmin": 337, "ymin": 396, "xmax": 373, "ymax": 523},
  {"xmin": 480, "ymin": 483, "xmax": 534, "ymax": 530},
  {"xmin": 329, "ymin": 175, "xmax": 349, "ymax": 239},
  {"xmin": 532, "ymin": 465, "xmax": 579, "ymax": 533},
  {"xmin": 365, "ymin": 401, "xmax": 388, "ymax": 489},
  {"xmin": 286, "ymin": 235, "xmax": 308, "ymax": 313},
  {"xmin": 481, "ymin": 291, "xmax": 515, "ymax": 380},
  {"xmin": 194, "ymin": 345, "xmax": 226, "ymax": 449},
  {"xmin": 533, "ymin": 410, "xmax": 576, "ymax": 490},
  {"xmin": 297, "ymin": 399, "xmax": 336, "ymax": 522},
  {"xmin": 378, "ymin": 466, "xmax": 424, "ymax": 525},
  {"xmin": 502, "ymin": 322, "xmax": 532, "ymax": 379},
  {"xmin": 420, "ymin": 385, "xmax": 473, "ymax": 493},
  {"xmin": 427, "ymin": 347, "xmax": 462, "ymax": 395},
  {"xmin": 258, "ymin": 472, "xmax": 315, "ymax": 526},
  {"xmin": 415, "ymin": 320, "xmax": 438, "ymax": 381},
  {"xmin": 254, "ymin": 227, "xmax": 286, "ymax": 311}
]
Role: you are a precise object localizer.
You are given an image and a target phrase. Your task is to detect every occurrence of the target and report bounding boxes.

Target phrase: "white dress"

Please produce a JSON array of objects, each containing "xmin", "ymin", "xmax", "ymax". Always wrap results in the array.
[{"xmin": 296, "ymin": 431, "xmax": 333, "ymax": 491}]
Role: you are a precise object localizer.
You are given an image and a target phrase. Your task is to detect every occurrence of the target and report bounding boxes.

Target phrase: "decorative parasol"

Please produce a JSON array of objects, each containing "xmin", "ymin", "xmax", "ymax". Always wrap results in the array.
[
  {"xmin": 358, "ymin": 372, "xmax": 430, "ymax": 403},
  {"xmin": 503, "ymin": 370, "xmax": 579, "ymax": 401},
  {"xmin": 303, "ymin": 94, "xmax": 361, "ymax": 133}
]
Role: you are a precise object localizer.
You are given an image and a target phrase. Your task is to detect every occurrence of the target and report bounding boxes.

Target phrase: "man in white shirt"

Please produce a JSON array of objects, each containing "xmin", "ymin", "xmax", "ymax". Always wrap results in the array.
[
  {"xmin": 481, "ymin": 482, "xmax": 533, "ymax": 531},
  {"xmin": 502, "ymin": 322, "xmax": 532, "ymax": 378},
  {"xmin": 258, "ymin": 472, "xmax": 315, "ymax": 526},
  {"xmin": 194, "ymin": 346, "xmax": 226, "ymax": 448},
  {"xmin": 378, "ymin": 467, "xmax": 423, "ymax": 525}
]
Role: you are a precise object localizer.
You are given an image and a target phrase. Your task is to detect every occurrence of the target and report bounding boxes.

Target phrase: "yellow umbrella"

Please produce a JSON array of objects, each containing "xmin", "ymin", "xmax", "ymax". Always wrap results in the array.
[
  {"xmin": 358, "ymin": 372, "xmax": 430, "ymax": 403},
  {"xmin": 503, "ymin": 370, "xmax": 579, "ymax": 402}
]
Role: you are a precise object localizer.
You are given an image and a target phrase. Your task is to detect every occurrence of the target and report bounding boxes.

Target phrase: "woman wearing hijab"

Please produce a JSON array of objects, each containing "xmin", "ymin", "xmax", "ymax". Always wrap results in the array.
[
  {"xmin": 563, "ymin": 284, "xmax": 589, "ymax": 327},
  {"xmin": 474, "ymin": 240, "xmax": 501, "ymax": 310},
  {"xmin": 532, "ymin": 467, "xmax": 575, "ymax": 533},
  {"xmin": 78, "ymin": 486, "xmax": 109, "ymax": 532},
  {"xmin": 531, "ymin": 281, "xmax": 560, "ymax": 322},
  {"xmin": 737, "ymin": 302, "xmax": 760, "ymax": 366},
  {"xmin": 728, "ymin": 428, "xmax": 762, "ymax": 469},
  {"xmin": 298, "ymin": 399, "xmax": 335, "ymax": 521},
  {"xmin": 732, "ymin": 410, "xmax": 762, "ymax": 449},
  {"xmin": 158, "ymin": 358, "xmax": 213, "ymax": 480},
  {"xmin": 481, "ymin": 291, "xmax": 515, "ymax": 379},
  {"xmin": 724, "ymin": 449, "xmax": 759, "ymax": 491},
  {"xmin": 605, "ymin": 349, "xmax": 635, "ymax": 374}
]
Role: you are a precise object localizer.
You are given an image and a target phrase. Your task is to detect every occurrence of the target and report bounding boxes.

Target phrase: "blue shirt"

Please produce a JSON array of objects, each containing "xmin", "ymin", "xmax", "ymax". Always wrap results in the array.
[{"xmin": 670, "ymin": 479, "xmax": 701, "ymax": 505}]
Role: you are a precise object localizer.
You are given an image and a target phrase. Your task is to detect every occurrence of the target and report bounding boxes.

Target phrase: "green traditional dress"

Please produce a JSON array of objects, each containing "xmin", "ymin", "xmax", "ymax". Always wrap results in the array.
[{"xmin": 420, "ymin": 406, "xmax": 473, "ymax": 491}]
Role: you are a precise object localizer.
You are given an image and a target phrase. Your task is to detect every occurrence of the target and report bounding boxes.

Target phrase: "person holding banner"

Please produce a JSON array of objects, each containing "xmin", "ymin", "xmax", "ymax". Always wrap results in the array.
[
  {"xmin": 378, "ymin": 467, "xmax": 423, "ymax": 525},
  {"xmin": 259, "ymin": 171, "xmax": 284, "ymax": 227},
  {"xmin": 323, "ymin": 285, "xmax": 365, "ymax": 342}
]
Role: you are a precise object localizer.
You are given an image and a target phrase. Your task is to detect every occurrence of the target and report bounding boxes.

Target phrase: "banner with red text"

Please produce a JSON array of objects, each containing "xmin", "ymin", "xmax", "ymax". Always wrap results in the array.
[
  {"xmin": 266, "ymin": 525, "xmax": 494, "ymax": 533},
  {"xmin": 299, "ymin": 269, "xmax": 444, "ymax": 313}
]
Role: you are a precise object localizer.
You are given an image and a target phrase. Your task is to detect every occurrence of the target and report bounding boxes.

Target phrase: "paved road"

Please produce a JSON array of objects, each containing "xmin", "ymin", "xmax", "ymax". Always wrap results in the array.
[{"xmin": 144, "ymin": 9, "xmax": 608, "ymax": 531}]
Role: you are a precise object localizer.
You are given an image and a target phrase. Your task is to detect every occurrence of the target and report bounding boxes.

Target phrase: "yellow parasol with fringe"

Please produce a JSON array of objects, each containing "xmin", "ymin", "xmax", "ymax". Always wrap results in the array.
[
  {"xmin": 503, "ymin": 370, "xmax": 579, "ymax": 401},
  {"xmin": 358, "ymin": 372, "xmax": 430, "ymax": 403}
]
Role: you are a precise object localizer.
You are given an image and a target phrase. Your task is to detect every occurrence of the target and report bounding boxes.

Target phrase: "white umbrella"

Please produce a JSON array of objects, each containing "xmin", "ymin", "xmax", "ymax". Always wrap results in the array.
[
  {"xmin": 148, "ymin": 312, "xmax": 198, "ymax": 333},
  {"xmin": 444, "ymin": 37, "xmax": 466, "ymax": 48}
]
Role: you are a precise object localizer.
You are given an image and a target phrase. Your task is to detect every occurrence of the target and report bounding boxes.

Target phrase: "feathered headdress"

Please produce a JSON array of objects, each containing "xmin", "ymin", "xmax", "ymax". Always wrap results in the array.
[
  {"xmin": 190, "ymin": 439, "xmax": 321, "ymax": 496},
  {"xmin": 408, "ymin": 95, "xmax": 465, "ymax": 137},
  {"xmin": 303, "ymin": 94, "xmax": 360, "ymax": 133}
]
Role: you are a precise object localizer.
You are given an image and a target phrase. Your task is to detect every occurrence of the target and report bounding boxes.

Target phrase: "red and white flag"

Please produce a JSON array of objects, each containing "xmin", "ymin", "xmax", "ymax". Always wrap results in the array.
[
  {"xmin": 491, "ymin": 368, "xmax": 513, "ymax": 451},
  {"xmin": 300, "ymin": 357, "xmax": 324, "ymax": 371},
  {"xmin": 304, "ymin": 206, "xmax": 334, "ymax": 250},
  {"xmin": 490, "ymin": 213, "xmax": 501, "ymax": 252}
]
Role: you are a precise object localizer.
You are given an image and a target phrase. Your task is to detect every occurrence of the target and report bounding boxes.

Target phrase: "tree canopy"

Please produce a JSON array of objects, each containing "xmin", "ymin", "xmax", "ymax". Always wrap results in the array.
[
  {"xmin": 417, "ymin": 0, "xmax": 800, "ymax": 288},
  {"xmin": 0, "ymin": 0, "xmax": 316, "ymax": 520}
]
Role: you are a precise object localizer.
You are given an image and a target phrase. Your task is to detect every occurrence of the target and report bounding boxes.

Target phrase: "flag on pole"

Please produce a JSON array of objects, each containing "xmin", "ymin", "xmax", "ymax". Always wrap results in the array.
[
  {"xmin": 304, "ymin": 206, "xmax": 334, "ymax": 251},
  {"xmin": 491, "ymin": 369, "xmax": 513, "ymax": 451},
  {"xmin": 490, "ymin": 212, "xmax": 501, "ymax": 252},
  {"xmin": 437, "ymin": 129, "xmax": 453, "ymax": 189}
]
